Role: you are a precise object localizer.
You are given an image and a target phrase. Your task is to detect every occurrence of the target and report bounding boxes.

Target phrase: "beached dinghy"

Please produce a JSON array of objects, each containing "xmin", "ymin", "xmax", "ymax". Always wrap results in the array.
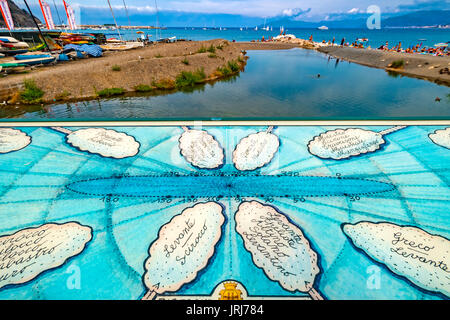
[
  {"xmin": 14, "ymin": 54, "xmax": 53, "ymax": 61},
  {"xmin": 13, "ymin": 56, "xmax": 56, "ymax": 66}
]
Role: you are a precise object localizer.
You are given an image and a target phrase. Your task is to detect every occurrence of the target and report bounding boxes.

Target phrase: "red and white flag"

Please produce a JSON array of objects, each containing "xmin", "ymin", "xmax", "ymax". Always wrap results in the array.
[
  {"xmin": 0, "ymin": 0, "xmax": 14, "ymax": 30},
  {"xmin": 39, "ymin": 0, "xmax": 55, "ymax": 30},
  {"xmin": 63, "ymin": 0, "xmax": 77, "ymax": 30}
]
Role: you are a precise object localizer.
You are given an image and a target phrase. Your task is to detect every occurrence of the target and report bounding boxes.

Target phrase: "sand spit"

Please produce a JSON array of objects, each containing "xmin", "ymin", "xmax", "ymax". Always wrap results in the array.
[
  {"xmin": 318, "ymin": 46, "xmax": 450, "ymax": 86},
  {"xmin": 0, "ymin": 39, "xmax": 247, "ymax": 104}
]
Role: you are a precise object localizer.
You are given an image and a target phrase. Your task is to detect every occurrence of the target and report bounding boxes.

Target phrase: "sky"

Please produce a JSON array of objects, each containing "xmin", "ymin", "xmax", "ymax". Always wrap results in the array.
[
  {"xmin": 16, "ymin": 0, "xmax": 450, "ymax": 26},
  {"xmin": 53, "ymin": 0, "xmax": 450, "ymax": 16}
]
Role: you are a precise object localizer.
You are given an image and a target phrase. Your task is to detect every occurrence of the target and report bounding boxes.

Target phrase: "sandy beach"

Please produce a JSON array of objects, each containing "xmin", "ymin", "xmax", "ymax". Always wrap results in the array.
[{"xmin": 318, "ymin": 46, "xmax": 450, "ymax": 86}]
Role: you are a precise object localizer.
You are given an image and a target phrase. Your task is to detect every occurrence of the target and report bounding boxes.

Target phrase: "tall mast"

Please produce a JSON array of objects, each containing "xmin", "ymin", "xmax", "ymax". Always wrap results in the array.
[
  {"xmin": 52, "ymin": 0, "xmax": 63, "ymax": 27},
  {"xmin": 154, "ymin": 0, "xmax": 160, "ymax": 40},
  {"xmin": 23, "ymin": 0, "xmax": 50, "ymax": 51},
  {"xmin": 106, "ymin": 0, "xmax": 122, "ymax": 40},
  {"xmin": 122, "ymin": 0, "xmax": 131, "ymax": 27}
]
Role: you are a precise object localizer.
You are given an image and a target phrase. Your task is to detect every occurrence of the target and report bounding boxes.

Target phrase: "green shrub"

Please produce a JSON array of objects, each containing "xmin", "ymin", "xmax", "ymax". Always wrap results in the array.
[
  {"xmin": 155, "ymin": 54, "xmax": 163, "ymax": 58},
  {"xmin": 111, "ymin": 65, "xmax": 121, "ymax": 72},
  {"xmin": 208, "ymin": 53, "xmax": 217, "ymax": 58},
  {"xmin": 181, "ymin": 58, "xmax": 190, "ymax": 65},
  {"xmin": 97, "ymin": 88, "xmax": 125, "ymax": 97},
  {"xmin": 20, "ymin": 79, "xmax": 44, "ymax": 104},
  {"xmin": 216, "ymin": 44, "xmax": 224, "ymax": 50},
  {"xmin": 227, "ymin": 60, "xmax": 240, "ymax": 72},
  {"xmin": 152, "ymin": 79, "xmax": 176, "ymax": 90},
  {"xmin": 216, "ymin": 66, "xmax": 232, "ymax": 77},
  {"xmin": 390, "ymin": 60, "xmax": 404, "ymax": 69},
  {"xmin": 134, "ymin": 84, "xmax": 152, "ymax": 92},
  {"xmin": 207, "ymin": 45, "xmax": 216, "ymax": 53},
  {"xmin": 175, "ymin": 68, "xmax": 206, "ymax": 88}
]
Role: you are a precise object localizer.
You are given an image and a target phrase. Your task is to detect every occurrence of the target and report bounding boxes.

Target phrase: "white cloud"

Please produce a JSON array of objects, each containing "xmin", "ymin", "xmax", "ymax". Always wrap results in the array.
[{"xmin": 347, "ymin": 7, "xmax": 360, "ymax": 13}]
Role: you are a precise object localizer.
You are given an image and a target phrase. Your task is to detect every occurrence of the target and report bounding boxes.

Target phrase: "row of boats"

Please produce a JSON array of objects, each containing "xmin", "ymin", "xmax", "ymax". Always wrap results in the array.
[{"xmin": 0, "ymin": 33, "xmax": 151, "ymax": 74}]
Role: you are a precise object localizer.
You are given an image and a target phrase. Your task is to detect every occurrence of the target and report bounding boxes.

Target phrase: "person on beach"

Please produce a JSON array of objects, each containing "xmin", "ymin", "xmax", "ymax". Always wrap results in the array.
[
  {"xmin": 332, "ymin": 37, "xmax": 335, "ymax": 45},
  {"xmin": 340, "ymin": 38, "xmax": 345, "ymax": 46},
  {"xmin": 309, "ymin": 35, "xmax": 313, "ymax": 42}
]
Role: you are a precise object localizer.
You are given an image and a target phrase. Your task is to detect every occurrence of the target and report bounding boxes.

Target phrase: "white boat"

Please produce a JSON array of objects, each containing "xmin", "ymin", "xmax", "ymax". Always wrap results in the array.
[{"xmin": 318, "ymin": 26, "xmax": 329, "ymax": 30}]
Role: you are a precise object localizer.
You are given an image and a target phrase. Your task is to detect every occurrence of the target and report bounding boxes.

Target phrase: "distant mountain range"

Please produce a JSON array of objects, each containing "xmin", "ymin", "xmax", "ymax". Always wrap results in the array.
[
  {"xmin": 265, "ymin": 10, "xmax": 450, "ymax": 29},
  {"xmin": 0, "ymin": 0, "xmax": 41, "ymax": 28},
  {"xmin": 0, "ymin": 1, "xmax": 449, "ymax": 29}
]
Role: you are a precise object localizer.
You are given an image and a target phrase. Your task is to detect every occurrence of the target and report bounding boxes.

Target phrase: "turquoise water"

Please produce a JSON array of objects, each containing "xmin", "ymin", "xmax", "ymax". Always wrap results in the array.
[
  {"xmin": 5, "ymin": 48, "xmax": 449, "ymax": 120},
  {"xmin": 0, "ymin": 125, "xmax": 448, "ymax": 300}
]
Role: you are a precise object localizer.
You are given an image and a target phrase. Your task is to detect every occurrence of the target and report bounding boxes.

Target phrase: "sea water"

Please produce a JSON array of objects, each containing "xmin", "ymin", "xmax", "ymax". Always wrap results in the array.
[{"xmin": 4, "ymin": 48, "xmax": 449, "ymax": 120}]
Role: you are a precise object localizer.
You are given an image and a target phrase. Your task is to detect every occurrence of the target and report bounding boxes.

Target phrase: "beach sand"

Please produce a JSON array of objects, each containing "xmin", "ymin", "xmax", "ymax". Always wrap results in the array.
[{"xmin": 318, "ymin": 46, "xmax": 450, "ymax": 86}]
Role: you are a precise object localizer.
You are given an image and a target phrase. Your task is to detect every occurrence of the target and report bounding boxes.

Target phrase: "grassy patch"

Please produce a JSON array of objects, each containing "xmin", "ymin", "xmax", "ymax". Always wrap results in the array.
[
  {"xmin": 175, "ymin": 68, "xmax": 206, "ymax": 88},
  {"xmin": 181, "ymin": 58, "xmax": 190, "ymax": 65},
  {"xmin": 97, "ymin": 88, "xmax": 125, "ymax": 98},
  {"xmin": 20, "ymin": 79, "xmax": 44, "ymax": 104},
  {"xmin": 155, "ymin": 54, "xmax": 163, "ymax": 58},
  {"xmin": 111, "ymin": 65, "xmax": 121, "ymax": 72},
  {"xmin": 197, "ymin": 46, "xmax": 207, "ymax": 53},
  {"xmin": 215, "ymin": 66, "xmax": 232, "ymax": 77},
  {"xmin": 207, "ymin": 45, "xmax": 216, "ymax": 53},
  {"xmin": 227, "ymin": 60, "xmax": 240, "ymax": 72},
  {"xmin": 208, "ymin": 53, "xmax": 217, "ymax": 58},
  {"xmin": 390, "ymin": 60, "xmax": 404, "ymax": 69},
  {"xmin": 152, "ymin": 79, "xmax": 176, "ymax": 90},
  {"xmin": 216, "ymin": 44, "xmax": 224, "ymax": 50},
  {"xmin": 134, "ymin": 84, "xmax": 153, "ymax": 92}
]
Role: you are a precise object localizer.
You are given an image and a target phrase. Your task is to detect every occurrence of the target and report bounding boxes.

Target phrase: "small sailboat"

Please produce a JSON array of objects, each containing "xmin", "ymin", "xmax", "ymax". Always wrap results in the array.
[{"xmin": 318, "ymin": 26, "xmax": 329, "ymax": 30}]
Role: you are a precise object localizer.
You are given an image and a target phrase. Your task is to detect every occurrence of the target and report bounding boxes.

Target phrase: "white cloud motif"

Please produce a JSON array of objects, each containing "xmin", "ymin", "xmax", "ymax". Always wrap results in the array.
[
  {"xmin": 179, "ymin": 129, "xmax": 224, "ymax": 169},
  {"xmin": 308, "ymin": 128, "xmax": 385, "ymax": 160},
  {"xmin": 143, "ymin": 202, "xmax": 225, "ymax": 297},
  {"xmin": 429, "ymin": 128, "xmax": 450, "ymax": 149},
  {"xmin": 233, "ymin": 131, "xmax": 280, "ymax": 171},
  {"xmin": 0, "ymin": 128, "xmax": 31, "ymax": 154},
  {"xmin": 67, "ymin": 128, "xmax": 140, "ymax": 159},
  {"xmin": 343, "ymin": 222, "xmax": 450, "ymax": 297},
  {"xmin": 0, "ymin": 223, "xmax": 92, "ymax": 289}
]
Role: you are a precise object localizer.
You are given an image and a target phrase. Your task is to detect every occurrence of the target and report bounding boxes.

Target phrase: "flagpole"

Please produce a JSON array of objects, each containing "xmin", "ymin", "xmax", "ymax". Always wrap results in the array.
[
  {"xmin": 23, "ymin": 0, "xmax": 50, "ymax": 51},
  {"xmin": 106, "ymin": 0, "xmax": 122, "ymax": 41}
]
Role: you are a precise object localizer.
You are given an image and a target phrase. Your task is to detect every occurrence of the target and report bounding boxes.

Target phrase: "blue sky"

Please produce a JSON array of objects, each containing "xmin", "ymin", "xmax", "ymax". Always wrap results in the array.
[
  {"xmin": 22, "ymin": 0, "xmax": 450, "ymax": 17},
  {"xmin": 17, "ymin": 0, "xmax": 450, "ymax": 26}
]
